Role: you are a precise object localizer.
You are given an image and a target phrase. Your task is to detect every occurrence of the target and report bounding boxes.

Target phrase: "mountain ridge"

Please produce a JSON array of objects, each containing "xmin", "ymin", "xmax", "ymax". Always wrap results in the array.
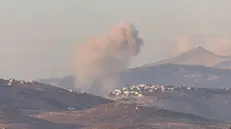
[{"xmin": 144, "ymin": 46, "xmax": 231, "ymax": 67}]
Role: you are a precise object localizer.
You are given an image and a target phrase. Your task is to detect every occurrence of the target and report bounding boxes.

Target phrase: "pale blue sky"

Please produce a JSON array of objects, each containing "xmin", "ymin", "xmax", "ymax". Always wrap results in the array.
[{"xmin": 0, "ymin": 0, "xmax": 231, "ymax": 79}]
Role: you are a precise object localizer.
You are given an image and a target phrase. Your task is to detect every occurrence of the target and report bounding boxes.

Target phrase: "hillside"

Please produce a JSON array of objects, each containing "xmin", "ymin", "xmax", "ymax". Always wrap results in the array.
[
  {"xmin": 37, "ymin": 75, "xmax": 75, "ymax": 90},
  {"xmin": 0, "ymin": 104, "xmax": 83, "ymax": 129},
  {"xmin": 33, "ymin": 102, "xmax": 229, "ymax": 129},
  {"xmin": 121, "ymin": 64, "xmax": 231, "ymax": 88},
  {"xmin": 213, "ymin": 60, "xmax": 231, "ymax": 69},
  {"xmin": 145, "ymin": 46, "xmax": 231, "ymax": 67},
  {"xmin": 0, "ymin": 78, "xmax": 114, "ymax": 128},
  {"xmin": 109, "ymin": 84, "xmax": 231, "ymax": 122},
  {"xmin": 37, "ymin": 63, "xmax": 231, "ymax": 92},
  {"xmin": 0, "ymin": 78, "xmax": 112, "ymax": 113},
  {"xmin": 0, "ymin": 78, "xmax": 227, "ymax": 128}
]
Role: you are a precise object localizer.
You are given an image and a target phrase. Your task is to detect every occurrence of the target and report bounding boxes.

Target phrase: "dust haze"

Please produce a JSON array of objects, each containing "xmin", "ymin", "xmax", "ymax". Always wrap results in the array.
[
  {"xmin": 171, "ymin": 35, "xmax": 231, "ymax": 56},
  {"xmin": 171, "ymin": 35, "xmax": 193, "ymax": 54},
  {"xmin": 75, "ymin": 23, "xmax": 143, "ymax": 96}
]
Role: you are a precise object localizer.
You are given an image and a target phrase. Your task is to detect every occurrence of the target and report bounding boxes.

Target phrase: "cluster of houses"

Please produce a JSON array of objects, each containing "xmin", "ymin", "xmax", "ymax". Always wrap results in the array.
[
  {"xmin": 0, "ymin": 78, "xmax": 39, "ymax": 86},
  {"xmin": 109, "ymin": 84, "xmax": 231, "ymax": 98}
]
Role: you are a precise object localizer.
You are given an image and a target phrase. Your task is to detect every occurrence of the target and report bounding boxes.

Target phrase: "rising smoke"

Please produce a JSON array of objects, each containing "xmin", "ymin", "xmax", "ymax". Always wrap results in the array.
[{"xmin": 75, "ymin": 23, "xmax": 143, "ymax": 96}]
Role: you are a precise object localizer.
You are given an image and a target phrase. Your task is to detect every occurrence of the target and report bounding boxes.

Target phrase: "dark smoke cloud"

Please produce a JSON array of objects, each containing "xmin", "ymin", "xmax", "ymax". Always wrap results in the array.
[{"xmin": 75, "ymin": 23, "xmax": 143, "ymax": 96}]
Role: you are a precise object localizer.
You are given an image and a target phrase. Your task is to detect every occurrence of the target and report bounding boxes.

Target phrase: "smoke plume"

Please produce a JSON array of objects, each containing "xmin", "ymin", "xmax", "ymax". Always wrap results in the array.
[{"xmin": 75, "ymin": 23, "xmax": 143, "ymax": 96}]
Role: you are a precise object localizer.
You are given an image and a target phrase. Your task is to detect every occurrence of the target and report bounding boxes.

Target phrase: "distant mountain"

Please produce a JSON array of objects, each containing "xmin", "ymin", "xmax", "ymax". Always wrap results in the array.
[
  {"xmin": 109, "ymin": 84, "xmax": 231, "ymax": 122},
  {"xmin": 36, "ymin": 47, "xmax": 231, "ymax": 91},
  {"xmin": 121, "ymin": 64, "xmax": 231, "ymax": 88},
  {"xmin": 37, "ymin": 63, "xmax": 231, "ymax": 92},
  {"xmin": 145, "ymin": 46, "xmax": 231, "ymax": 67},
  {"xmin": 37, "ymin": 75, "xmax": 75, "ymax": 90}
]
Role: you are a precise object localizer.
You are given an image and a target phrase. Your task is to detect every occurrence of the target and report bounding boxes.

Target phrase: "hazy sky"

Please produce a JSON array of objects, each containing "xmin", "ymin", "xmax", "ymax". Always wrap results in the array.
[{"xmin": 0, "ymin": 0, "xmax": 231, "ymax": 80}]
